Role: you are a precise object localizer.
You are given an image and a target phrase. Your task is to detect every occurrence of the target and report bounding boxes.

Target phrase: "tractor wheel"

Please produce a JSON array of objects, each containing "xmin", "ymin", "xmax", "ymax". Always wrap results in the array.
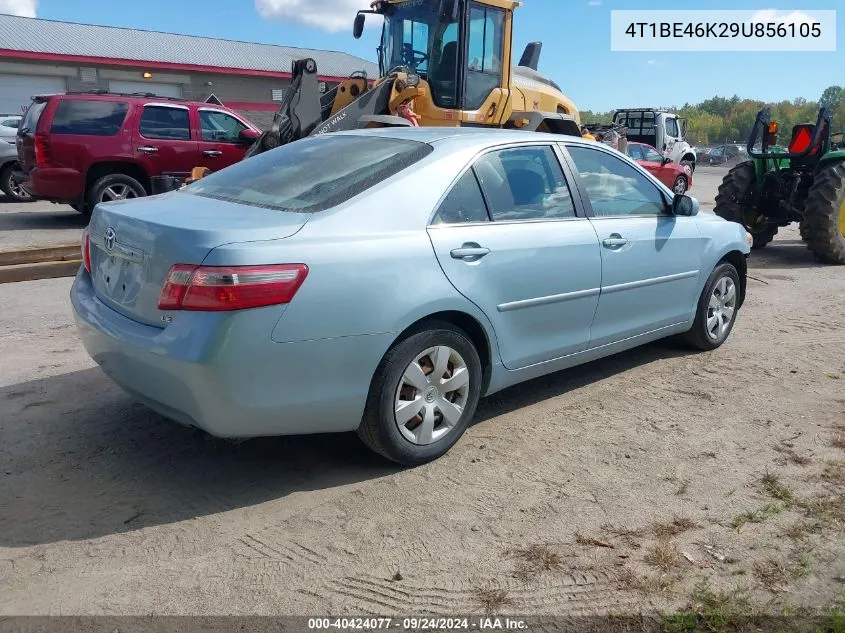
[
  {"xmin": 714, "ymin": 160, "xmax": 778, "ymax": 249},
  {"xmin": 801, "ymin": 160, "xmax": 845, "ymax": 265}
]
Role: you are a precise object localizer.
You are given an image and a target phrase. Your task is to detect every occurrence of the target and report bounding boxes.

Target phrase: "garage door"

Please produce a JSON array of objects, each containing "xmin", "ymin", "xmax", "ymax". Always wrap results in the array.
[
  {"xmin": 109, "ymin": 81, "xmax": 182, "ymax": 98},
  {"xmin": 0, "ymin": 74, "xmax": 66, "ymax": 115}
]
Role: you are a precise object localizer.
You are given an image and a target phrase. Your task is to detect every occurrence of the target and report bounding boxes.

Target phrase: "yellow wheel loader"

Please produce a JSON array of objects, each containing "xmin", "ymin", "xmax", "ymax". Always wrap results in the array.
[{"xmin": 186, "ymin": 0, "xmax": 582, "ymax": 181}]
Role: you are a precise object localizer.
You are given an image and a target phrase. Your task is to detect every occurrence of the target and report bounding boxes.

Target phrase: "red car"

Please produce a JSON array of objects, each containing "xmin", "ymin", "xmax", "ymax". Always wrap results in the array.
[
  {"xmin": 625, "ymin": 142, "xmax": 693, "ymax": 194},
  {"xmin": 15, "ymin": 91, "xmax": 261, "ymax": 214}
]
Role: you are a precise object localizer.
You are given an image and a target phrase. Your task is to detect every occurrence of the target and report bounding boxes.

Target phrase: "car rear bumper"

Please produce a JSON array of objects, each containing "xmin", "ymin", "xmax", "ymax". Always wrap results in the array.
[
  {"xmin": 21, "ymin": 166, "xmax": 84, "ymax": 201},
  {"xmin": 71, "ymin": 271, "xmax": 393, "ymax": 438}
]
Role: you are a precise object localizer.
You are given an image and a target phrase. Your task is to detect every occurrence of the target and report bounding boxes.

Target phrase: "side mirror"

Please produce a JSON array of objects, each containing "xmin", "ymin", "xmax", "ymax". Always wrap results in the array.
[
  {"xmin": 439, "ymin": 0, "xmax": 459, "ymax": 21},
  {"xmin": 672, "ymin": 194, "xmax": 698, "ymax": 217},
  {"xmin": 239, "ymin": 128, "xmax": 260, "ymax": 143},
  {"xmin": 353, "ymin": 13, "xmax": 366, "ymax": 39}
]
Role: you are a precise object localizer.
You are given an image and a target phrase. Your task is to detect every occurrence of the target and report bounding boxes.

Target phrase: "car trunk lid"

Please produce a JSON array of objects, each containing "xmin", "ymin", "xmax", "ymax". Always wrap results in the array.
[{"xmin": 87, "ymin": 190, "xmax": 309, "ymax": 327}]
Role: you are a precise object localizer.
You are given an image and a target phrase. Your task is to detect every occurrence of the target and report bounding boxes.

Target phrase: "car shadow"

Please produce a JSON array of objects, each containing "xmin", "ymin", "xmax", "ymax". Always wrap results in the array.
[
  {"xmin": 747, "ymin": 239, "xmax": 825, "ymax": 271},
  {"xmin": 473, "ymin": 338, "xmax": 689, "ymax": 424},
  {"xmin": 1, "ymin": 339, "xmax": 691, "ymax": 548}
]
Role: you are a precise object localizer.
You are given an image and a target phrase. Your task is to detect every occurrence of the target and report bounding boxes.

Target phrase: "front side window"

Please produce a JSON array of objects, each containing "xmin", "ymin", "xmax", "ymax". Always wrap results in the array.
[
  {"xmin": 431, "ymin": 170, "xmax": 490, "ymax": 225},
  {"xmin": 642, "ymin": 146, "xmax": 663, "ymax": 162},
  {"xmin": 664, "ymin": 117, "xmax": 679, "ymax": 138},
  {"xmin": 381, "ymin": 2, "xmax": 460, "ymax": 108},
  {"xmin": 626, "ymin": 144, "xmax": 644, "ymax": 161},
  {"xmin": 186, "ymin": 135, "xmax": 433, "ymax": 213},
  {"xmin": 566, "ymin": 145, "xmax": 667, "ymax": 217},
  {"xmin": 140, "ymin": 106, "xmax": 191, "ymax": 141},
  {"xmin": 200, "ymin": 110, "xmax": 247, "ymax": 143},
  {"xmin": 50, "ymin": 100, "xmax": 129, "ymax": 136},
  {"xmin": 474, "ymin": 146, "xmax": 576, "ymax": 221},
  {"xmin": 465, "ymin": 3, "xmax": 504, "ymax": 111}
]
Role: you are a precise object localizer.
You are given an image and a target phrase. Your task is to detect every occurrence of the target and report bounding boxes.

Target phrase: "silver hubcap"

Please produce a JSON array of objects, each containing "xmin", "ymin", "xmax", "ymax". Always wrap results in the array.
[
  {"xmin": 673, "ymin": 177, "xmax": 687, "ymax": 194},
  {"xmin": 8, "ymin": 175, "xmax": 29, "ymax": 199},
  {"xmin": 707, "ymin": 277, "xmax": 737, "ymax": 340},
  {"xmin": 100, "ymin": 184, "xmax": 139, "ymax": 202},
  {"xmin": 394, "ymin": 346, "xmax": 470, "ymax": 446}
]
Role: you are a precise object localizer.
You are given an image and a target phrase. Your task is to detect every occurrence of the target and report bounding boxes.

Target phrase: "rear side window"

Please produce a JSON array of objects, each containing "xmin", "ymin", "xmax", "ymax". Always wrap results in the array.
[
  {"xmin": 140, "ymin": 106, "xmax": 191, "ymax": 140},
  {"xmin": 20, "ymin": 101, "xmax": 47, "ymax": 133},
  {"xmin": 431, "ymin": 170, "xmax": 490, "ymax": 225},
  {"xmin": 50, "ymin": 100, "xmax": 129, "ymax": 136},
  {"xmin": 186, "ymin": 135, "xmax": 434, "ymax": 213}
]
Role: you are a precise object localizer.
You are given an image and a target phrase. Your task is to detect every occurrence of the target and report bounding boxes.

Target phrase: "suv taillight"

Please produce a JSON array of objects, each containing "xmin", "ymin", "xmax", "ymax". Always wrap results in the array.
[
  {"xmin": 34, "ymin": 133, "xmax": 52, "ymax": 168},
  {"xmin": 157, "ymin": 264, "xmax": 309, "ymax": 312}
]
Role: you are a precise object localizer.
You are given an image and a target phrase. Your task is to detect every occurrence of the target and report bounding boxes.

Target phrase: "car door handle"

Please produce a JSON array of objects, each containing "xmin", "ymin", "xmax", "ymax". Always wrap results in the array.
[
  {"xmin": 203, "ymin": 150, "xmax": 222, "ymax": 157},
  {"xmin": 602, "ymin": 235, "xmax": 629, "ymax": 248},
  {"xmin": 137, "ymin": 146, "xmax": 158, "ymax": 154},
  {"xmin": 450, "ymin": 244, "xmax": 490, "ymax": 261}
]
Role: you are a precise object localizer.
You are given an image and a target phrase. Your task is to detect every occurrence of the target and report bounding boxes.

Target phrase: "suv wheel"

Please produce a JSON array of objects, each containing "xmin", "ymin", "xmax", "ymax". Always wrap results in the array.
[
  {"xmin": 1, "ymin": 163, "xmax": 33, "ymax": 203},
  {"xmin": 83, "ymin": 174, "xmax": 146, "ymax": 214}
]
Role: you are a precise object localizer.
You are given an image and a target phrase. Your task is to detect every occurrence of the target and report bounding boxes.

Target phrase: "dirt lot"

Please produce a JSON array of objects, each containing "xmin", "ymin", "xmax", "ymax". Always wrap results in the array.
[{"xmin": 1, "ymin": 169, "xmax": 844, "ymax": 621}]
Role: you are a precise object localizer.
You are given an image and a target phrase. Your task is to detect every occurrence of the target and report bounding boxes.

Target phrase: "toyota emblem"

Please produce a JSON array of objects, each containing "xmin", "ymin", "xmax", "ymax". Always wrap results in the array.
[{"xmin": 104, "ymin": 227, "xmax": 116, "ymax": 252}]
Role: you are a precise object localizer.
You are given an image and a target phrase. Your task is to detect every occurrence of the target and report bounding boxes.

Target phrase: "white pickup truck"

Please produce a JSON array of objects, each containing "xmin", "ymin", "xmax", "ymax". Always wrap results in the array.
[{"xmin": 612, "ymin": 108, "xmax": 697, "ymax": 173}]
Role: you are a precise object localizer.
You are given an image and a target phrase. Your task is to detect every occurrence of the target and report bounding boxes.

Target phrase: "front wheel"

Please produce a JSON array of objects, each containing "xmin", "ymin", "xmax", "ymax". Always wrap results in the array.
[
  {"xmin": 672, "ymin": 175, "xmax": 688, "ymax": 195},
  {"xmin": 681, "ymin": 159, "xmax": 695, "ymax": 174},
  {"xmin": 0, "ymin": 163, "xmax": 33, "ymax": 202},
  {"xmin": 358, "ymin": 322, "xmax": 483, "ymax": 465},
  {"xmin": 680, "ymin": 262, "xmax": 741, "ymax": 351}
]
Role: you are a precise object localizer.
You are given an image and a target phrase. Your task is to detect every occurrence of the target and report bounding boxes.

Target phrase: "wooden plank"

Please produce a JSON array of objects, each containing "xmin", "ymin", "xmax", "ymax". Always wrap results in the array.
[
  {"xmin": 0, "ymin": 244, "xmax": 81, "ymax": 267},
  {"xmin": 0, "ymin": 260, "xmax": 82, "ymax": 284}
]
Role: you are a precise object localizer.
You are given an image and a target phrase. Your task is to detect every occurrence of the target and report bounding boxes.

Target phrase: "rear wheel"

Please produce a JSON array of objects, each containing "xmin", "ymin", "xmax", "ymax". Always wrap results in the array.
[
  {"xmin": 801, "ymin": 160, "xmax": 845, "ymax": 265},
  {"xmin": 358, "ymin": 322, "xmax": 482, "ymax": 465},
  {"xmin": 681, "ymin": 262, "xmax": 741, "ymax": 351},
  {"xmin": 0, "ymin": 163, "xmax": 33, "ymax": 203},
  {"xmin": 84, "ymin": 174, "xmax": 146, "ymax": 215},
  {"xmin": 714, "ymin": 160, "xmax": 778, "ymax": 249}
]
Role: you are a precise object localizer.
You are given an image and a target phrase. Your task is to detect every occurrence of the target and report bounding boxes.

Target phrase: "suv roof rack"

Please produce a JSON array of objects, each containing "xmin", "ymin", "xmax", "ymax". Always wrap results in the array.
[{"xmin": 65, "ymin": 90, "xmax": 187, "ymax": 102}]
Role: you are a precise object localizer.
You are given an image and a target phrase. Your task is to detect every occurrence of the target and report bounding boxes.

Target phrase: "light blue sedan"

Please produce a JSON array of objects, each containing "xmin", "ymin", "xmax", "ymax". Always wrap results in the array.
[{"xmin": 71, "ymin": 128, "xmax": 752, "ymax": 465}]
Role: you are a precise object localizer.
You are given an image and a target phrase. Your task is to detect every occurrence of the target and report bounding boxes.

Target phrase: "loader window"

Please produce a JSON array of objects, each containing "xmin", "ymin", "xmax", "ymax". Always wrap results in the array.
[{"xmin": 465, "ymin": 4, "xmax": 504, "ymax": 111}]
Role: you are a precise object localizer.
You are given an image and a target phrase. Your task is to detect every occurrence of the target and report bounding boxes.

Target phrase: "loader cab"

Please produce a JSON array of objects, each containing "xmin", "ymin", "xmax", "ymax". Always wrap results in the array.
[{"xmin": 359, "ymin": 0, "xmax": 508, "ymax": 113}]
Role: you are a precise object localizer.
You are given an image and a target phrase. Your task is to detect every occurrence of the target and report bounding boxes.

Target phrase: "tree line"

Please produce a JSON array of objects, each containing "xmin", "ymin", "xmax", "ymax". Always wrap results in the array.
[{"xmin": 580, "ymin": 86, "xmax": 845, "ymax": 147}]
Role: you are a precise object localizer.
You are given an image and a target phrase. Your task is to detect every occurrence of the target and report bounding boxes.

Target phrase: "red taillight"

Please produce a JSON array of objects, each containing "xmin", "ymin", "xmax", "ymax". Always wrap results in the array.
[
  {"xmin": 81, "ymin": 229, "xmax": 91, "ymax": 273},
  {"xmin": 34, "ymin": 133, "xmax": 52, "ymax": 168},
  {"xmin": 157, "ymin": 264, "xmax": 309, "ymax": 312}
]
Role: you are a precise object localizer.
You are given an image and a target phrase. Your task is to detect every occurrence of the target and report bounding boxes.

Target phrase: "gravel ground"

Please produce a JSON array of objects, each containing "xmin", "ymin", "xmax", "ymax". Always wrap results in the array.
[
  {"xmin": 1, "ymin": 168, "xmax": 844, "ymax": 619},
  {"xmin": 0, "ymin": 197, "xmax": 82, "ymax": 251}
]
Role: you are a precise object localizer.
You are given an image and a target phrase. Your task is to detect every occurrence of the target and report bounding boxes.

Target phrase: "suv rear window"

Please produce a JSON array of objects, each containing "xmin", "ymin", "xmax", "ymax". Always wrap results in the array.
[
  {"xmin": 20, "ymin": 100, "xmax": 47, "ymax": 134},
  {"xmin": 186, "ymin": 135, "xmax": 434, "ymax": 213},
  {"xmin": 50, "ymin": 100, "xmax": 129, "ymax": 136}
]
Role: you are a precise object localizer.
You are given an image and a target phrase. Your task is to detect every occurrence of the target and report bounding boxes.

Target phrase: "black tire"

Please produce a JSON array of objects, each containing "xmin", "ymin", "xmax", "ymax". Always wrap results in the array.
[
  {"xmin": 84, "ymin": 173, "xmax": 147, "ymax": 215},
  {"xmin": 681, "ymin": 159, "xmax": 695, "ymax": 174},
  {"xmin": 801, "ymin": 160, "xmax": 845, "ymax": 265},
  {"xmin": 681, "ymin": 262, "xmax": 741, "ymax": 351},
  {"xmin": 714, "ymin": 160, "xmax": 778, "ymax": 249},
  {"xmin": 358, "ymin": 321, "xmax": 483, "ymax": 465},
  {"xmin": 0, "ymin": 163, "xmax": 33, "ymax": 203},
  {"xmin": 672, "ymin": 175, "xmax": 688, "ymax": 195}
]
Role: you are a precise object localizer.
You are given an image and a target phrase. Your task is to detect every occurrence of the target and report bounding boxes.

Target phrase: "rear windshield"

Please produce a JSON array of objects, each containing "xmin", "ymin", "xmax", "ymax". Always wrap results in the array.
[
  {"xmin": 50, "ymin": 100, "xmax": 129, "ymax": 136},
  {"xmin": 186, "ymin": 134, "xmax": 434, "ymax": 213},
  {"xmin": 19, "ymin": 100, "xmax": 47, "ymax": 134}
]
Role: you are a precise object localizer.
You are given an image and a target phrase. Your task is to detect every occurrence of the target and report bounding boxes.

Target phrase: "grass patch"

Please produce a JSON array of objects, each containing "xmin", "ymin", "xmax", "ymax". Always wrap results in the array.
[
  {"xmin": 473, "ymin": 587, "xmax": 513, "ymax": 614},
  {"xmin": 797, "ymin": 493, "xmax": 845, "ymax": 524},
  {"xmin": 507, "ymin": 543, "xmax": 562, "ymax": 581},
  {"xmin": 761, "ymin": 471, "xmax": 794, "ymax": 504},
  {"xmin": 817, "ymin": 461, "xmax": 845, "ymax": 486},
  {"xmin": 753, "ymin": 554, "xmax": 811, "ymax": 592},
  {"xmin": 644, "ymin": 538, "xmax": 680, "ymax": 572},
  {"xmin": 731, "ymin": 503, "xmax": 784, "ymax": 530},
  {"xmin": 676, "ymin": 479, "xmax": 691, "ymax": 496},
  {"xmin": 661, "ymin": 578, "xmax": 754, "ymax": 633},
  {"xmin": 652, "ymin": 516, "xmax": 700, "ymax": 538},
  {"xmin": 615, "ymin": 567, "xmax": 674, "ymax": 595},
  {"xmin": 780, "ymin": 520, "xmax": 823, "ymax": 540},
  {"xmin": 774, "ymin": 443, "xmax": 811, "ymax": 466}
]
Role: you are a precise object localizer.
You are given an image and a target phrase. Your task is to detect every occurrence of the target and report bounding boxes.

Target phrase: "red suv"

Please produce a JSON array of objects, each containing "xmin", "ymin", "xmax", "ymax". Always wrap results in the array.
[{"xmin": 16, "ymin": 91, "xmax": 261, "ymax": 214}]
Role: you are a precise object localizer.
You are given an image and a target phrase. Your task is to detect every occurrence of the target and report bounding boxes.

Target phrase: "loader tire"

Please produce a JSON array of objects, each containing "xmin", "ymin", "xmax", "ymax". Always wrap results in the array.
[
  {"xmin": 714, "ymin": 160, "xmax": 778, "ymax": 249},
  {"xmin": 801, "ymin": 160, "xmax": 845, "ymax": 265}
]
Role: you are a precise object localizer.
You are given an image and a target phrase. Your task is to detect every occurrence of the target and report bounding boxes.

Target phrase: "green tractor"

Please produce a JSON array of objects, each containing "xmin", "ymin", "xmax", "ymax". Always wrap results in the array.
[{"xmin": 714, "ymin": 107, "xmax": 845, "ymax": 264}]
